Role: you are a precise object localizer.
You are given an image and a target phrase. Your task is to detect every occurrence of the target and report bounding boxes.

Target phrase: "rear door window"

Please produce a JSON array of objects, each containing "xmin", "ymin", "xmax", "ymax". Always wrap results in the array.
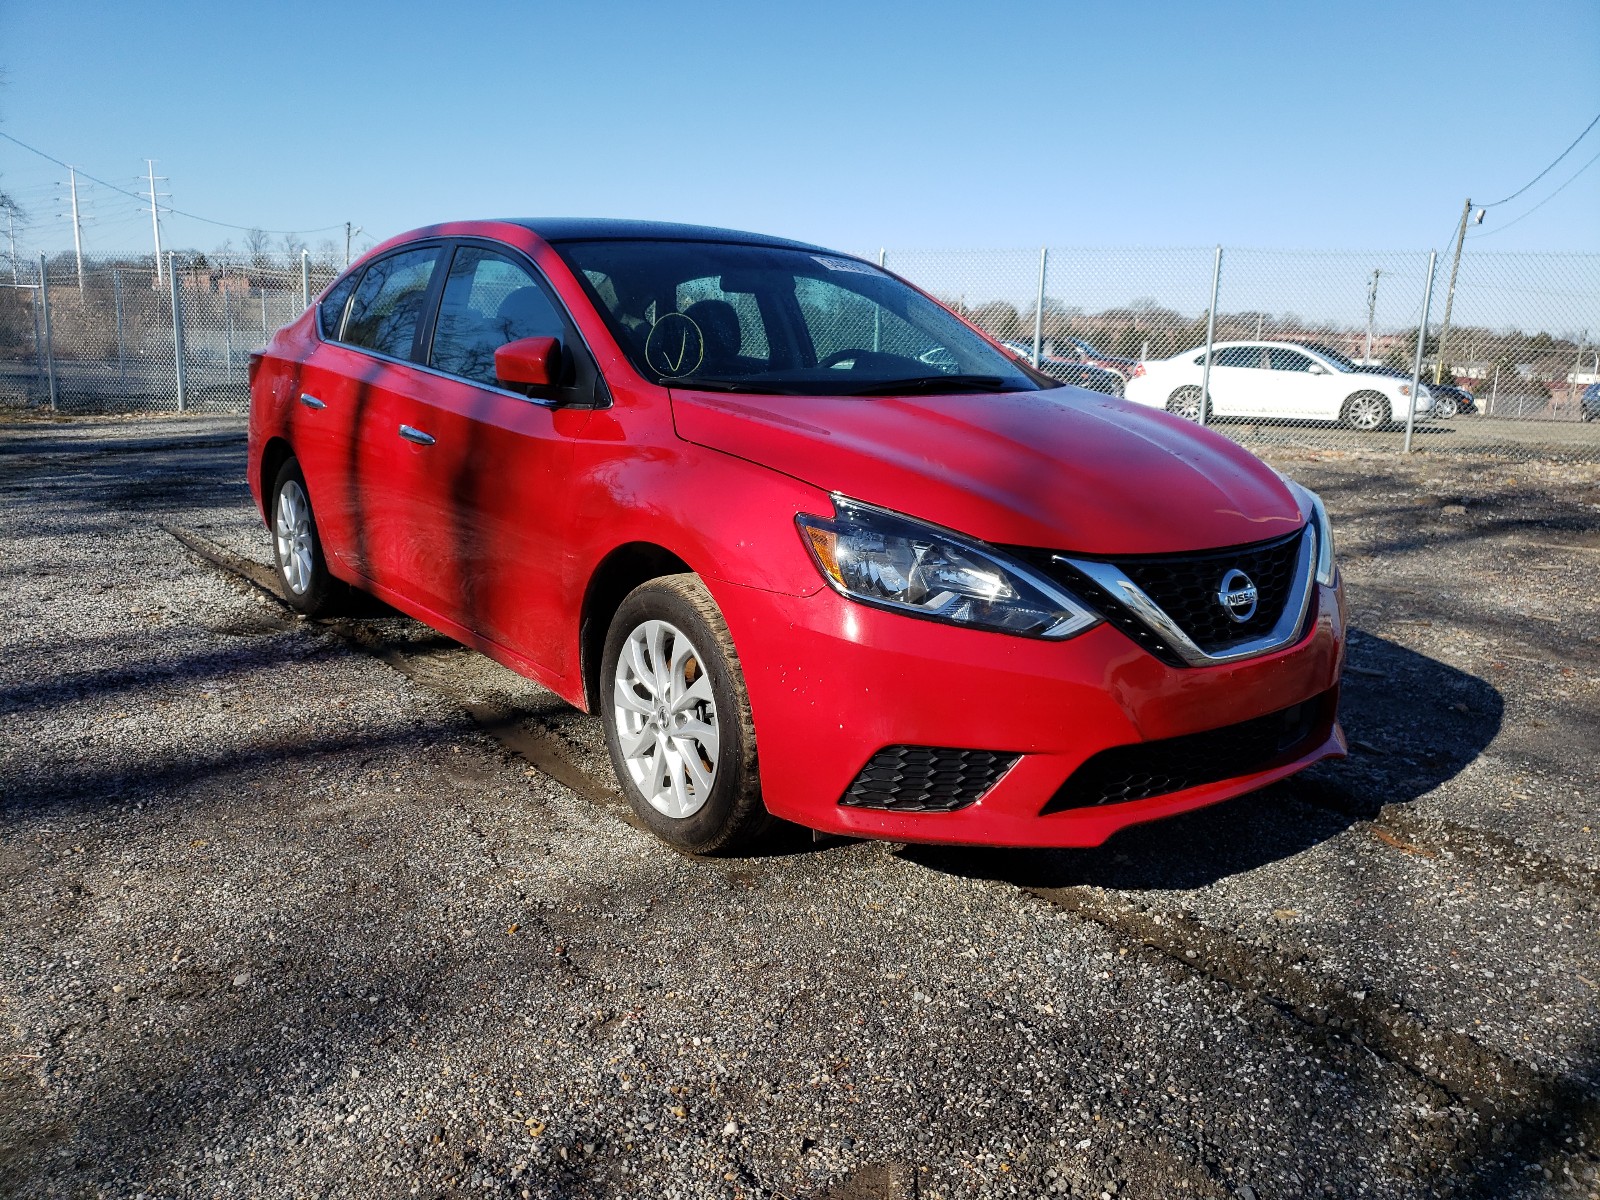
[
  {"xmin": 1214, "ymin": 346, "xmax": 1267, "ymax": 369},
  {"xmin": 1268, "ymin": 348, "xmax": 1314, "ymax": 372},
  {"xmin": 342, "ymin": 247, "xmax": 442, "ymax": 361}
]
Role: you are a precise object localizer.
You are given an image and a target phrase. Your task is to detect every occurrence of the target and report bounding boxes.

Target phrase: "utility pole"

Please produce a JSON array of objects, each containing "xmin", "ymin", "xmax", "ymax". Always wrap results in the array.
[
  {"xmin": 146, "ymin": 159, "xmax": 166, "ymax": 286},
  {"xmin": 67, "ymin": 167, "xmax": 85, "ymax": 291},
  {"xmin": 343, "ymin": 222, "xmax": 363, "ymax": 267},
  {"xmin": 1434, "ymin": 197, "xmax": 1483, "ymax": 385},
  {"xmin": 1364, "ymin": 269, "xmax": 1380, "ymax": 362}
]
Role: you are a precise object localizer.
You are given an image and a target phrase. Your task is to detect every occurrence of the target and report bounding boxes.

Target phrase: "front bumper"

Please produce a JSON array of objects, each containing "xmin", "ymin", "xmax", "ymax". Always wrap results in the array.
[{"xmin": 712, "ymin": 577, "xmax": 1346, "ymax": 847}]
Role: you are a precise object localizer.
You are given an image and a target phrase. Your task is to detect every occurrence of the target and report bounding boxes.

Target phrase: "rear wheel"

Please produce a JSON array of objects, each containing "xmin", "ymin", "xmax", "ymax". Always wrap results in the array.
[
  {"xmin": 270, "ymin": 458, "xmax": 343, "ymax": 616},
  {"xmin": 1166, "ymin": 386, "xmax": 1207, "ymax": 422},
  {"xmin": 601, "ymin": 574, "xmax": 767, "ymax": 855},
  {"xmin": 1341, "ymin": 391, "xmax": 1390, "ymax": 431}
]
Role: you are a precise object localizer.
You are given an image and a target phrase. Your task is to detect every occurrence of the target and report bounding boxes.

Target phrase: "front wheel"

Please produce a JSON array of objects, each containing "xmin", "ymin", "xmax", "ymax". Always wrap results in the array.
[
  {"xmin": 1341, "ymin": 391, "xmax": 1390, "ymax": 431},
  {"xmin": 1433, "ymin": 394, "xmax": 1457, "ymax": 419},
  {"xmin": 270, "ymin": 458, "xmax": 343, "ymax": 616},
  {"xmin": 601, "ymin": 574, "xmax": 767, "ymax": 855}
]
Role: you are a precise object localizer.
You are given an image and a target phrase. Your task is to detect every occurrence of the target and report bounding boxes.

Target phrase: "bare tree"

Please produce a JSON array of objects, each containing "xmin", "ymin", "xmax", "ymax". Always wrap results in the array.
[{"xmin": 245, "ymin": 228, "xmax": 270, "ymax": 267}]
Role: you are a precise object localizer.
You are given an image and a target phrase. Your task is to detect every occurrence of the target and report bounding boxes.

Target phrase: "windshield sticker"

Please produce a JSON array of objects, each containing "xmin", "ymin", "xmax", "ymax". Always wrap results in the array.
[
  {"xmin": 812, "ymin": 255, "xmax": 879, "ymax": 275},
  {"xmin": 644, "ymin": 312, "xmax": 705, "ymax": 379}
]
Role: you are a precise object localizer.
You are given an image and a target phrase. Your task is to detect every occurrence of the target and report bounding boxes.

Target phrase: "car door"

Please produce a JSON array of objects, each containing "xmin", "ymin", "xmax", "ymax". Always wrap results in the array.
[
  {"xmin": 1264, "ymin": 347, "xmax": 1327, "ymax": 419},
  {"xmin": 318, "ymin": 243, "xmax": 448, "ymax": 594},
  {"xmin": 391, "ymin": 241, "xmax": 600, "ymax": 659},
  {"xmin": 286, "ymin": 269, "xmax": 366, "ymax": 561},
  {"xmin": 1205, "ymin": 345, "xmax": 1268, "ymax": 415}
]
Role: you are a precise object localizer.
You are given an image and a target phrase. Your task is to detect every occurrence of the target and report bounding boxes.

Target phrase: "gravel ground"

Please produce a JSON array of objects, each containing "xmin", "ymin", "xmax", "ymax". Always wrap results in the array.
[{"xmin": 1, "ymin": 412, "xmax": 1597, "ymax": 1200}]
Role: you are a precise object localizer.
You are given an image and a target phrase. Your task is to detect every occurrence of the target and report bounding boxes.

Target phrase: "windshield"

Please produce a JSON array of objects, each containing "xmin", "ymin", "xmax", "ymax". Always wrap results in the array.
[{"xmin": 551, "ymin": 239, "xmax": 1053, "ymax": 397}]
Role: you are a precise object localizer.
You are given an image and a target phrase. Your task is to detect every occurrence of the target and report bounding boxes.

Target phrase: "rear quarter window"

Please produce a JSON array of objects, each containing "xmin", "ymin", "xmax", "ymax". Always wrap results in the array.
[{"xmin": 318, "ymin": 271, "xmax": 361, "ymax": 341}]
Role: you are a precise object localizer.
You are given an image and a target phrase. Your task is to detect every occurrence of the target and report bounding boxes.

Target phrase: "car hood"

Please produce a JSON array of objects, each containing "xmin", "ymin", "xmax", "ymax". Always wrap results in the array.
[
  {"xmin": 669, "ymin": 386, "xmax": 1305, "ymax": 554},
  {"xmin": 1347, "ymin": 370, "xmax": 1422, "ymax": 392}
]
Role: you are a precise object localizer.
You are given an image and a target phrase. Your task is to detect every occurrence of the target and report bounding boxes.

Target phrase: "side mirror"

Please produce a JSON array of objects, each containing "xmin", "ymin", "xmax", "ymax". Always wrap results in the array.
[{"xmin": 495, "ymin": 336, "xmax": 561, "ymax": 389}]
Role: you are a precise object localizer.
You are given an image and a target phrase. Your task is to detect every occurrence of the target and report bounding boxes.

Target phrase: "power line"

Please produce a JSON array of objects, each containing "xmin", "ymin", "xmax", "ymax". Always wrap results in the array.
[
  {"xmin": 0, "ymin": 129, "xmax": 346, "ymax": 235},
  {"xmin": 1481, "ymin": 109, "xmax": 1600, "ymax": 207},
  {"xmin": 1470, "ymin": 145, "xmax": 1600, "ymax": 240}
]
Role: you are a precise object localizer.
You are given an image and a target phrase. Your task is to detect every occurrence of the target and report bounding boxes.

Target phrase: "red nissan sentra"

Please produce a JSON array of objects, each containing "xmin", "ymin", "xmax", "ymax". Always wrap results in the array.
[{"xmin": 248, "ymin": 219, "xmax": 1346, "ymax": 854}]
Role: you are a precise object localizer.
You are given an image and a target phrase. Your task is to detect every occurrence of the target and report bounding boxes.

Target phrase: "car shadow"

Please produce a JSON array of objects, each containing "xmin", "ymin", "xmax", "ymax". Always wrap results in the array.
[{"xmin": 889, "ymin": 629, "xmax": 1501, "ymax": 891}]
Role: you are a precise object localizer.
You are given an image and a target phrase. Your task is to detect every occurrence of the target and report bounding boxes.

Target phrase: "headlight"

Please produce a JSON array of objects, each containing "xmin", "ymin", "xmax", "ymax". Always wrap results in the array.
[
  {"xmin": 1284, "ymin": 480, "xmax": 1338, "ymax": 587},
  {"xmin": 1398, "ymin": 383, "xmax": 1412, "ymax": 396},
  {"xmin": 796, "ymin": 497, "xmax": 1101, "ymax": 640}
]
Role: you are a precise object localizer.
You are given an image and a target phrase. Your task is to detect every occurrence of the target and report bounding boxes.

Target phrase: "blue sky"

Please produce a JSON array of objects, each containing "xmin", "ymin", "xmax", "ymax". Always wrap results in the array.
[{"xmin": 2, "ymin": 0, "xmax": 1597, "ymax": 260}]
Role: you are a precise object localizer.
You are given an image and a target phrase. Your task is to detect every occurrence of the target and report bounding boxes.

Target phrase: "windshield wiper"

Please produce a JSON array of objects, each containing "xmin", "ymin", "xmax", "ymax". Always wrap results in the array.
[
  {"xmin": 663, "ymin": 377, "xmax": 767, "ymax": 393},
  {"xmin": 843, "ymin": 374, "xmax": 1013, "ymax": 397}
]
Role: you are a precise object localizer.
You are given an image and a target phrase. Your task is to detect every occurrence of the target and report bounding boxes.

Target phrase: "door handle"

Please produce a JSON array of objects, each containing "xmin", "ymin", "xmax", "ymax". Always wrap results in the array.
[
  {"xmin": 398, "ymin": 424, "xmax": 436, "ymax": 446},
  {"xmin": 299, "ymin": 393, "xmax": 325, "ymax": 410}
]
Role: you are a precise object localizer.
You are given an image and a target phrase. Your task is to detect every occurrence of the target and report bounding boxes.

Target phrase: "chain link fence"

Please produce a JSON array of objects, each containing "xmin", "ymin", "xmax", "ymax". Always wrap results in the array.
[
  {"xmin": 0, "ymin": 251, "xmax": 338, "ymax": 414},
  {"xmin": 3, "ymin": 246, "xmax": 1596, "ymax": 461},
  {"xmin": 883, "ymin": 246, "xmax": 1600, "ymax": 461}
]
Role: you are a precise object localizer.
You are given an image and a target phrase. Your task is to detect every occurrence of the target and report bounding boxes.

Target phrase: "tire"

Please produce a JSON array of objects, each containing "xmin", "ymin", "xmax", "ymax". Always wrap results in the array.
[
  {"xmin": 600, "ymin": 574, "xmax": 767, "ymax": 855},
  {"xmin": 1341, "ymin": 391, "xmax": 1390, "ymax": 432},
  {"xmin": 1433, "ymin": 395, "xmax": 1457, "ymax": 419},
  {"xmin": 269, "ymin": 457, "xmax": 343, "ymax": 616},
  {"xmin": 1166, "ymin": 386, "xmax": 1206, "ymax": 423}
]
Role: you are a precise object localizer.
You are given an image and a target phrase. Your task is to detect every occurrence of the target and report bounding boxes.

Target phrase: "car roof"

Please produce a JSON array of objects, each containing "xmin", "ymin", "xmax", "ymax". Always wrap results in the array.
[{"xmin": 502, "ymin": 218, "xmax": 832, "ymax": 252}]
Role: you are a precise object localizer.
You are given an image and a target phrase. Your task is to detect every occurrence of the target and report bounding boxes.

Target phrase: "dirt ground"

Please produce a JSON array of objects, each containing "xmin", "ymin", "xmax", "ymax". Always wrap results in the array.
[{"xmin": 1, "ymin": 412, "xmax": 1597, "ymax": 1200}]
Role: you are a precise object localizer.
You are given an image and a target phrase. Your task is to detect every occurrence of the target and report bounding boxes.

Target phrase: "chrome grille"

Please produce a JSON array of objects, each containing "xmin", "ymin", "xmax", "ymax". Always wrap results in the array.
[
  {"xmin": 1016, "ymin": 526, "xmax": 1315, "ymax": 668},
  {"xmin": 1114, "ymin": 530, "xmax": 1305, "ymax": 653}
]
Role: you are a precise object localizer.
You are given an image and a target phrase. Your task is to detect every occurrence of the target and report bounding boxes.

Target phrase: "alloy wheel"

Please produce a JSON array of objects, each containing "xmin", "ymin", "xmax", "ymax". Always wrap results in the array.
[
  {"xmin": 612, "ymin": 619, "xmax": 720, "ymax": 819},
  {"xmin": 1347, "ymin": 394, "xmax": 1387, "ymax": 431},
  {"xmin": 275, "ymin": 480, "xmax": 315, "ymax": 596},
  {"xmin": 1169, "ymin": 387, "xmax": 1204, "ymax": 422}
]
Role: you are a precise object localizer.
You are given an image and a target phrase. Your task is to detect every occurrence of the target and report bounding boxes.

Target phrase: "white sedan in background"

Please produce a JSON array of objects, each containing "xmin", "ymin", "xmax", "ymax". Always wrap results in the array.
[{"xmin": 1125, "ymin": 340, "xmax": 1434, "ymax": 430}]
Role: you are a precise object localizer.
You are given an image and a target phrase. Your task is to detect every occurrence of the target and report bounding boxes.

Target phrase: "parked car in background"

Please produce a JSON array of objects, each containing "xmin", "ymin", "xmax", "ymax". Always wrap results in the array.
[
  {"xmin": 1581, "ymin": 382, "xmax": 1599, "ymax": 421},
  {"xmin": 1355, "ymin": 364, "xmax": 1477, "ymax": 416},
  {"xmin": 1125, "ymin": 340, "xmax": 1436, "ymax": 429},
  {"xmin": 248, "ymin": 218, "xmax": 1346, "ymax": 856},
  {"xmin": 1430, "ymin": 383, "xmax": 1477, "ymax": 417},
  {"xmin": 1002, "ymin": 338, "xmax": 1137, "ymax": 385},
  {"xmin": 996, "ymin": 342, "xmax": 1126, "ymax": 395},
  {"xmin": 1060, "ymin": 336, "xmax": 1140, "ymax": 376},
  {"xmin": 1038, "ymin": 356, "xmax": 1126, "ymax": 396}
]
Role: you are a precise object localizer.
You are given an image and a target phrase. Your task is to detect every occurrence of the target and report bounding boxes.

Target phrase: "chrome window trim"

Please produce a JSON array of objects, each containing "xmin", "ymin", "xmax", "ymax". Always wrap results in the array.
[
  {"xmin": 1055, "ymin": 526, "xmax": 1317, "ymax": 667},
  {"xmin": 315, "ymin": 235, "xmax": 609, "ymax": 410}
]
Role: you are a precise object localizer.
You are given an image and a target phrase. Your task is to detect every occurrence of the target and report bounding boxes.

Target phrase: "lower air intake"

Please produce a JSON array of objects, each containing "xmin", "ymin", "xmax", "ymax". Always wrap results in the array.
[
  {"xmin": 1042, "ymin": 690, "xmax": 1334, "ymax": 813},
  {"xmin": 841, "ymin": 746, "xmax": 1018, "ymax": 813}
]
